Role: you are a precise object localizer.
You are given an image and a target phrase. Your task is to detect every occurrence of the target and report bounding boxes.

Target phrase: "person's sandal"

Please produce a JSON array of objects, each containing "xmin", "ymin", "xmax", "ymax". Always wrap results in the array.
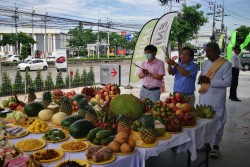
[{"xmin": 210, "ymin": 149, "xmax": 221, "ymax": 159}]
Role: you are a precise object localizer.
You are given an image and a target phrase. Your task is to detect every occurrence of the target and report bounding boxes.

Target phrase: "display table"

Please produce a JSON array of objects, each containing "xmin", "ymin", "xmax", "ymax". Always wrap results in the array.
[
  {"xmin": 175, "ymin": 116, "xmax": 219, "ymax": 163},
  {"xmin": 8, "ymin": 130, "xmax": 191, "ymax": 167},
  {"xmin": 136, "ymin": 132, "xmax": 191, "ymax": 167}
]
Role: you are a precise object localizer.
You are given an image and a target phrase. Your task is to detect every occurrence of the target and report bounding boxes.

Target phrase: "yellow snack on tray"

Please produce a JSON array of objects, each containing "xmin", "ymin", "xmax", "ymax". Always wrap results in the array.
[{"xmin": 28, "ymin": 119, "xmax": 51, "ymax": 133}]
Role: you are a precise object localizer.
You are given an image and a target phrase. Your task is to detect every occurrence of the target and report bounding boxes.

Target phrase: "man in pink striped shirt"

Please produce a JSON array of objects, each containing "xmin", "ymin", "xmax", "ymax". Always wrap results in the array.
[{"xmin": 138, "ymin": 45, "xmax": 165, "ymax": 102}]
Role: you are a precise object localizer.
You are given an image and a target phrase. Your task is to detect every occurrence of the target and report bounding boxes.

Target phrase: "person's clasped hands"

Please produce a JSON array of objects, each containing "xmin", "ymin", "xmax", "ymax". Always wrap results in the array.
[{"xmin": 198, "ymin": 75, "xmax": 210, "ymax": 84}]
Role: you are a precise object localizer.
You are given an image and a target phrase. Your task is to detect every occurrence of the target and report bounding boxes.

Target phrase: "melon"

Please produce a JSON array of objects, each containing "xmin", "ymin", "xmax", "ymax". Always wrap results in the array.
[
  {"xmin": 110, "ymin": 94, "xmax": 144, "ymax": 120},
  {"xmin": 71, "ymin": 94, "xmax": 87, "ymax": 102},
  {"xmin": 52, "ymin": 112, "xmax": 67, "ymax": 126},
  {"xmin": 69, "ymin": 119, "xmax": 94, "ymax": 139},
  {"xmin": 181, "ymin": 103, "xmax": 193, "ymax": 112},
  {"xmin": 24, "ymin": 101, "xmax": 44, "ymax": 117},
  {"xmin": 38, "ymin": 109, "xmax": 53, "ymax": 121}
]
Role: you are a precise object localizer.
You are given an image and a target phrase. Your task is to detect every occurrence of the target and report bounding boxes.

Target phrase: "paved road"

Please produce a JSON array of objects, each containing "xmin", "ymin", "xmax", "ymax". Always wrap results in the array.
[
  {"xmin": 0, "ymin": 61, "xmax": 132, "ymax": 87},
  {"xmin": 1, "ymin": 62, "xmax": 250, "ymax": 100}
]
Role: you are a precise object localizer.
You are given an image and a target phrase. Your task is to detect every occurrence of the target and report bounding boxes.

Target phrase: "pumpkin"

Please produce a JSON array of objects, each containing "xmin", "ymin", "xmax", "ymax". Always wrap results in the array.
[
  {"xmin": 52, "ymin": 112, "xmax": 67, "ymax": 126},
  {"xmin": 38, "ymin": 109, "xmax": 53, "ymax": 121}
]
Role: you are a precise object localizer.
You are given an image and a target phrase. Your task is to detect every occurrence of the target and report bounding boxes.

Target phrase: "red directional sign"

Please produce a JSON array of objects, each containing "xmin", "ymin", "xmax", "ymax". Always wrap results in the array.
[{"xmin": 111, "ymin": 68, "xmax": 117, "ymax": 77}]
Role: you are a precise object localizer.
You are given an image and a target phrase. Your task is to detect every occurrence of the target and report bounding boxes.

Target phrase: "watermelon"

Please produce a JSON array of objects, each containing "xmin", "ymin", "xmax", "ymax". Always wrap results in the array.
[
  {"xmin": 24, "ymin": 102, "xmax": 44, "ymax": 117},
  {"xmin": 71, "ymin": 94, "xmax": 87, "ymax": 102},
  {"xmin": 69, "ymin": 119, "xmax": 94, "ymax": 139}
]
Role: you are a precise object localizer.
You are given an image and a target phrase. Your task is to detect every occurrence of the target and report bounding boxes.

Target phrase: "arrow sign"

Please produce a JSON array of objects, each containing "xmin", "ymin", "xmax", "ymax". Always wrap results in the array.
[{"xmin": 111, "ymin": 68, "xmax": 117, "ymax": 77}]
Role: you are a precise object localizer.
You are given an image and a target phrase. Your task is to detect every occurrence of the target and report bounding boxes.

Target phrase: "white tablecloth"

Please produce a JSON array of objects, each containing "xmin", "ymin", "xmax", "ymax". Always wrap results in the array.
[
  {"xmin": 136, "ymin": 132, "xmax": 191, "ymax": 167},
  {"xmin": 8, "ymin": 130, "xmax": 191, "ymax": 167},
  {"xmin": 178, "ymin": 117, "xmax": 219, "ymax": 161}
]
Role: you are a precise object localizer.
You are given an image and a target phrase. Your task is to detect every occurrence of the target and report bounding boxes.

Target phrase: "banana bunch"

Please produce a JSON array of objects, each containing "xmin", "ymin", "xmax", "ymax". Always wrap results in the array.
[{"xmin": 194, "ymin": 105, "xmax": 216, "ymax": 119}]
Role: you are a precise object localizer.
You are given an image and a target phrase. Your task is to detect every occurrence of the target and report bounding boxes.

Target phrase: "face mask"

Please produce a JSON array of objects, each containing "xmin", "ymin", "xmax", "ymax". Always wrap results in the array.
[{"xmin": 145, "ymin": 53, "xmax": 152, "ymax": 60}]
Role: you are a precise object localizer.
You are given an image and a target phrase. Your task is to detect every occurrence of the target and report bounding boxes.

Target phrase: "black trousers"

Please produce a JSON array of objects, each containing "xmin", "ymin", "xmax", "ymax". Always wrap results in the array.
[{"xmin": 229, "ymin": 67, "xmax": 239, "ymax": 99}]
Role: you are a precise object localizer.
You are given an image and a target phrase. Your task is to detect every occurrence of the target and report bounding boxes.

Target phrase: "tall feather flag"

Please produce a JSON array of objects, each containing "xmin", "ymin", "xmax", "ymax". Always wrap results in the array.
[{"xmin": 128, "ymin": 12, "xmax": 176, "ymax": 87}]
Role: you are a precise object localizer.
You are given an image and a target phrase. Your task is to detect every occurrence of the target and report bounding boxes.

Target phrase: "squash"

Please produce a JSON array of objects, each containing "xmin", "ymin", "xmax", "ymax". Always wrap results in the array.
[
  {"xmin": 38, "ymin": 109, "xmax": 53, "ymax": 121},
  {"xmin": 52, "ymin": 112, "xmax": 67, "ymax": 126}
]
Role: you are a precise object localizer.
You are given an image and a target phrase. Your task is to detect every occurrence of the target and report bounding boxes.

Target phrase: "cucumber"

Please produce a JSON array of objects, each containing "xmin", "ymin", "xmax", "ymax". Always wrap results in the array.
[
  {"xmin": 93, "ymin": 138, "xmax": 101, "ymax": 145},
  {"xmin": 87, "ymin": 133, "xmax": 96, "ymax": 142},
  {"xmin": 101, "ymin": 136, "xmax": 114, "ymax": 146},
  {"xmin": 88, "ymin": 127, "xmax": 103, "ymax": 136},
  {"xmin": 96, "ymin": 130, "xmax": 112, "ymax": 140}
]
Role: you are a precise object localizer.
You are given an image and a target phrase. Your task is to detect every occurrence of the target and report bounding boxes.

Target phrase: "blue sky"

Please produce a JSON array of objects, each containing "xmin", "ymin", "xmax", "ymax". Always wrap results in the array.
[{"xmin": 1, "ymin": 0, "xmax": 250, "ymax": 35}]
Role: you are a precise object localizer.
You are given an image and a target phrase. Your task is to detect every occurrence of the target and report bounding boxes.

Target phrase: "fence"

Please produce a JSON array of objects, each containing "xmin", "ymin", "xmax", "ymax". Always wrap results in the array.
[{"xmin": 0, "ymin": 67, "xmax": 95, "ymax": 97}]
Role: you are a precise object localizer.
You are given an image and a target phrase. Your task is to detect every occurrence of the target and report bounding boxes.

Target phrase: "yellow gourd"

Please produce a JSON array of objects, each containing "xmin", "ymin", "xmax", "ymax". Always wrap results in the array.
[
  {"xmin": 52, "ymin": 112, "xmax": 67, "ymax": 126},
  {"xmin": 38, "ymin": 109, "xmax": 53, "ymax": 121}
]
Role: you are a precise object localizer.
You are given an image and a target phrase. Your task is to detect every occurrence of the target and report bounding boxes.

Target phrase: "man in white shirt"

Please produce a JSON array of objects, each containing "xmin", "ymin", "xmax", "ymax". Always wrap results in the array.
[{"xmin": 229, "ymin": 46, "xmax": 246, "ymax": 101}]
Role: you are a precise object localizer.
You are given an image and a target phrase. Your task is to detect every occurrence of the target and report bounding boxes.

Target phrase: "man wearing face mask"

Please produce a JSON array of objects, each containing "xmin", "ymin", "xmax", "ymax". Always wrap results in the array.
[
  {"xmin": 165, "ymin": 47, "xmax": 198, "ymax": 106},
  {"xmin": 138, "ymin": 45, "xmax": 165, "ymax": 102}
]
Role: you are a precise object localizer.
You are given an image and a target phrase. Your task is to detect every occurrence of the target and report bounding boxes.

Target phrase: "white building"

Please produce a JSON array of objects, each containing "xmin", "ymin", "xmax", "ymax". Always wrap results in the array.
[{"xmin": 0, "ymin": 27, "xmax": 70, "ymax": 57}]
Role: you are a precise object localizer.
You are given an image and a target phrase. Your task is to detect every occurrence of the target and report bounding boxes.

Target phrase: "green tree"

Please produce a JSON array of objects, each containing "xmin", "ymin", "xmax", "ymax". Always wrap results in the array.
[
  {"xmin": 169, "ymin": 4, "xmax": 207, "ymax": 53},
  {"xmin": 65, "ymin": 73, "xmax": 73, "ymax": 88},
  {"xmin": 81, "ymin": 68, "xmax": 87, "ymax": 86},
  {"xmin": 73, "ymin": 69, "xmax": 81, "ymax": 87},
  {"xmin": 25, "ymin": 71, "xmax": 33, "ymax": 88},
  {"xmin": 86, "ymin": 66, "xmax": 95, "ymax": 86},
  {"xmin": 0, "ymin": 32, "xmax": 36, "ymax": 54},
  {"xmin": 55, "ymin": 71, "xmax": 65, "ymax": 89},
  {"xmin": 109, "ymin": 32, "xmax": 127, "ymax": 54},
  {"xmin": 21, "ymin": 45, "xmax": 28, "ymax": 60},
  {"xmin": 67, "ymin": 23, "xmax": 96, "ymax": 57},
  {"xmin": 1, "ymin": 71, "xmax": 12, "ymax": 95},
  {"xmin": 44, "ymin": 71, "xmax": 54, "ymax": 91},
  {"xmin": 34, "ymin": 69, "xmax": 44, "ymax": 91},
  {"xmin": 13, "ymin": 70, "xmax": 25, "ymax": 93},
  {"xmin": 235, "ymin": 26, "xmax": 250, "ymax": 51}
]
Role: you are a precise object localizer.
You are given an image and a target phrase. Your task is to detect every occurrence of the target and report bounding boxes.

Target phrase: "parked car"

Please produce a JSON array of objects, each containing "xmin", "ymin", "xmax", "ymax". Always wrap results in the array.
[
  {"xmin": 240, "ymin": 52, "xmax": 250, "ymax": 70},
  {"xmin": 46, "ymin": 55, "xmax": 56, "ymax": 62},
  {"xmin": 56, "ymin": 56, "xmax": 66, "ymax": 63},
  {"xmin": 17, "ymin": 59, "xmax": 48, "ymax": 71},
  {"xmin": 5, "ymin": 55, "xmax": 21, "ymax": 62}
]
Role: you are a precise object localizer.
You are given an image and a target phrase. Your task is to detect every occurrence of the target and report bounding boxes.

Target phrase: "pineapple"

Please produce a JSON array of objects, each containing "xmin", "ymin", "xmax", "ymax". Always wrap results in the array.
[
  {"xmin": 42, "ymin": 91, "xmax": 52, "ymax": 108},
  {"xmin": 27, "ymin": 87, "xmax": 36, "ymax": 102},
  {"xmin": 117, "ymin": 114, "xmax": 131, "ymax": 135},
  {"xmin": 140, "ymin": 114, "xmax": 157, "ymax": 144},
  {"xmin": 77, "ymin": 98, "xmax": 88, "ymax": 118},
  {"xmin": 85, "ymin": 107, "xmax": 98, "ymax": 124},
  {"xmin": 60, "ymin": 97, "xmax": 73, "ymax": 115}
]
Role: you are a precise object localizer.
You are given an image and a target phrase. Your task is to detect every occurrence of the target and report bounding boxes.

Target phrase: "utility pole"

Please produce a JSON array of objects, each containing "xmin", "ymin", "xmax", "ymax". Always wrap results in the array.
[
  {"xmin": 97, "ymin": 19, "xmax": 101, "ymax": 58},
  {"xmin": 32, "ymin": 8, "xmax": 35, "ymax": 56},
  {"xmin": 12, "ymin": 3, "xmax": 19, "ymax": 55},
  {"xmin": 41, "ymin": 12, "xmax": 50, "ymax": 58},
  {"xmin": 106, "ymin": 18, "xmax": 112, "ymax": 58},
  {"xmin": 221, "ymin": 0, "xmax": 225, "ymax": 32},
  {"xmin": 212, "ymin": 0, "xmax": 216, "ymax": 42}
]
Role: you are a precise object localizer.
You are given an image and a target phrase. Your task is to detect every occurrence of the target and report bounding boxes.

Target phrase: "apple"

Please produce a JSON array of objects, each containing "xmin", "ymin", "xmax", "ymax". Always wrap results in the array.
[
  {"xmin": 176, "ymin": 102, "xmax": 182, "ymax": 108},
  {"xmin": 71, "ymin": 90, "xmax": 76, "ymax": 95},
  {"xmin": 175, "ymin": 109, "xmax": 183, "ymax": 115},
  {"xmin": 161, "ymin": 112, "xmax": 167, "ymax": 118},
  {"xmin": 72, "ymin": 101, "xmax": 78, "ymax": 106},
  {"xmin": 175, "ymin": 93, "xmax": 181, "ymax": 99},
  {"xmin": 160, "ymin": 107, "xmax": 166, "ymax": 112},
  {"xmin": 169, "ymin": 103, "xmax": 175, "ymax": 109}
]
